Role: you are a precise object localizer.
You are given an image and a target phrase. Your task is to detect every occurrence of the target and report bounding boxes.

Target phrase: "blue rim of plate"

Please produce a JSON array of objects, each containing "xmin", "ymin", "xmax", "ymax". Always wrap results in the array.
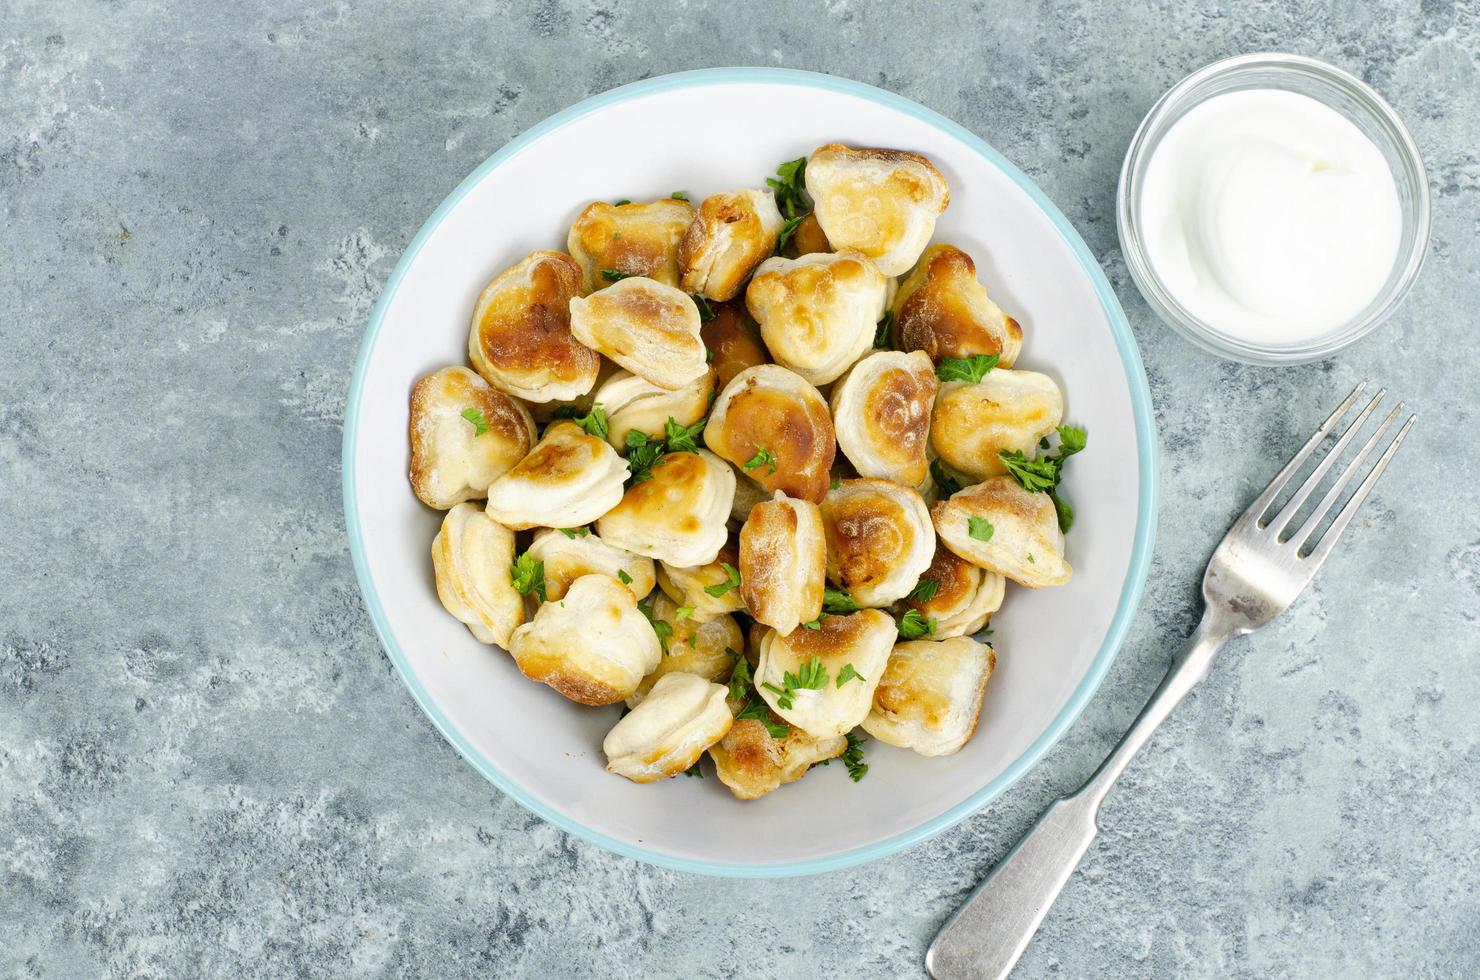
[{"xmin": 342, "ymin": 67, "xmax": 1159, "ymax": 878}]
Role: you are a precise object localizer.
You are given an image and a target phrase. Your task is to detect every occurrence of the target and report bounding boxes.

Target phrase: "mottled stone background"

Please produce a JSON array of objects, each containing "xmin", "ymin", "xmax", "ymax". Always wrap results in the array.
[{"xmin": 3, "ymin": 1, "xmax": 1477, "ymax": 977}]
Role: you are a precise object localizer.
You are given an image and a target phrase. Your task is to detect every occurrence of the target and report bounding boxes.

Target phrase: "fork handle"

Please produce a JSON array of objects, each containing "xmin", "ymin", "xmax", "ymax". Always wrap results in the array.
[{"xmin": 925, "ymin": 610, "xmax": 1233, "ymax": 980}]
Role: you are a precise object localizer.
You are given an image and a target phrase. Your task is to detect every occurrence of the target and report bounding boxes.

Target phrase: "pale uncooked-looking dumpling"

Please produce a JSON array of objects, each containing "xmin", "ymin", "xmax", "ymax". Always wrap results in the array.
[
  {"xmin": 829, "ymin": 350, "xmax": 938, "ymax": 487},
  {"xmin": 468, "ymin": 250, "xmax": 602, "ymax": 403},
  {"xmin": 430, "ymin": 503, "xmax": 525, "ymax": 647},
  {"xmin": 656, "ymin": 534, "xmax": 745, "ymax": 623},
  {"xmin": 804, "ymin": 143, "xmax": 949, "ymax": 276},
  {"xmin": 483, "ymin": 421, "xmax": 627, "ymax": 530},
  {"xmin": 679, "ymin": 188, "xmax": 784, "ymax": 301},
  {"xmin": 754, "ymin": 609, "xmax": 896, "ymax": 738},
  {"xmin": 892, "ymin": 244, "xmax": 1023, "ymax": 366},
  {"xmin": 739, "ymin": 491, "xmax": 826, "ymax": 635},
  {"xmin": 862, "ymin": 636, "xmax": 995, "ymax": 756},
  {"xmin": 569, "ymin": 276, "xmax": 708, "ymax": 391},
  {"xmin": 899, "ymin": 543, "xmax": 1004, "ymax": 639},
  {"xmin": 820, "ymin": 479, "xmax": 935, "ymax": 607},
  {"xmin": 409, "ymin": 365, "xmax": 537, "ymax": 509},
  {"xmin": 933, "ymin": 475, "xmax": 1072, "ymax": 588},
  {"xmin": 596, "ymin": 449, "xmax": 734, "ymax": 567},
  {"xmin": 704, "ymin": 364, "xmax": 837, "ymax": 504},
  {"xmin": 591, "ymin": 367, "xmax": 715, "ymax": 451},
  {"xmin": 931, "ymin": 369, "xmax": 1064, "ymax": 481},
  {"xmin": 603, "ymin": 672, "xmax": 734, "ymax": 782},
  {"xmin": 701, "ymin": 301, "xmax": 771, "ymax": 390},
  {"xmin": 567, "ymin": 198, "xmax": 695, "ymax": 293},
  {"xmin": 626, "ymin": 592, "xmax": 742, "ymax": 707},
  {"xmin": 524, "ymin": 527, "xmax": 655, "ymax": 602},
  {"xmin": 745, "ymin": 251, "xmax": 887, "ymax": 385},
  {"xmin": 508, "ymin": 574, "xmax": 661, "ymax": 705},
  {"xmin": 708, "ymin": 717, "xmax": 846, "ymax": 800}
]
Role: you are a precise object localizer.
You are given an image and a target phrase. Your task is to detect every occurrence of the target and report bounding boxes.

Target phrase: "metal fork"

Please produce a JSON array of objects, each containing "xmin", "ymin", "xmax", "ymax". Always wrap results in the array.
[{"xmin": 925, "ymin": 382, "xmax": 1416, "ymax": 980}]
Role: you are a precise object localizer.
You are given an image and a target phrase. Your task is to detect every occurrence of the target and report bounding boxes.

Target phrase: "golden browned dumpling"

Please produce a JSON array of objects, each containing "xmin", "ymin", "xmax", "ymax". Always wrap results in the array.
[
  {"xmin": 704, "ymin": 364, "xmax": 837, "ymax": 504},
  {"xmin": 892, "ymin": 244, "xmax": 1023, "ymax": 365},
  {"xmin": 829, "ymin": 351, "xmax": 938, "ymax": 487},
  {"xmin": 431, "ymin": 503, "xmax": 525, "ymax": 647},
  {"xmin": 745, "ymin": 251, "xmax": 888, "ymax": 385},
  {"xmin": 933, "ymin": 475, "xmax": 1072, "ymax": 588},
  {"xmin": 820, "ymin": 479, "xmax": 935, "ymax": 607},
  {"xmin": 524, "ymin": 527, "xmax": 656, "ymax": 602},
  {"xmin": 595, "ymin": 450, "xmax": 735, "ymax": 566},
  {"xmin": 739, "ymin": 491, "xmax": 826, "ymax": 635},
  {"xmin": 604, "ymin": 672, "xmax": 734, "ymax": 782},
  {"xmin": 569, "ymin": 276, "xmax": 708, "ymax": 391},
  {"xmin": 483, "ymin": 421, "xmax": 628, "ymax": 530},
  {"xmin": 754, "ymin": 609, "xmax": 896, "ymax": 737},
  {"xmin": 468, "ymin": 251, "xmax": 602, "ymax": 403},
  {"xmin": 626, "ymin": 593, "xmax": 742, "ymax": 707},
  {"xmin": 805, "ymin": 143, "xmax": 950, "ymax": 276},
  {"xmin": 862, "ymin": 636, "xmax": 995, "ymax": 756},
  {"xmin": 701, "ymin": 302, "xmax": 770, "ymax": 390},
  {"xmin": 508, "ymin": 574, "xmax": 661, "ymax": 705},
  {"xmin": 408, "ymin": 365, "xmax": 537, "ymax": 509},
  {"xmin": 899, "ymin": 544, "xmax": 1005, "ymax": 639},
  {"xmin": 567, "ymin": 198, "xmax": 695, "ymax": 293},
  {"xmin": 591, "ymin": 367, "xmax": 715, "ymax": 451},
  {"xmin": 679, "ymin": 188, "xmax": 784, "ymax": 301},
  {"xmin": 930, "ymin": 369, "xmax": 1064, "ymax": 481},
  {"xmin": 655, "ymin": 534, "xmax": 745, "ymax": 622},
  {"xmin": 708, "ymin": 717, "xmax": 846, "ymax": 800}
]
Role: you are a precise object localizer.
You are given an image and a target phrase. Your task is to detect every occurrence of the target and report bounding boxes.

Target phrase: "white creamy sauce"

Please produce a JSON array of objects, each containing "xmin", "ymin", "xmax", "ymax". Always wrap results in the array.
[{"xmin": 1139, "ymin": 89, "xmax": 1402, "ymax": 345}]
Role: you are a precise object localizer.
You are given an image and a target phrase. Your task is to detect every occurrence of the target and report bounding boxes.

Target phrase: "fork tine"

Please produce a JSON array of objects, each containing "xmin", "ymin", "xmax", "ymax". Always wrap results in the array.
[
  {"xmin": 1268, "ymin": 388, "xmax": 1386, "ymax": 539},
  {"xmin": 1301, "ymin": 414, "xmax": 1417, "ymax": 568},
  {"xmin": 1241, "ymin": 381, "xmax": 1367, "ymax": 528},
  {"xmin": 1288, "ymin": 402, "xmax": 1403, "ymax": 548}
]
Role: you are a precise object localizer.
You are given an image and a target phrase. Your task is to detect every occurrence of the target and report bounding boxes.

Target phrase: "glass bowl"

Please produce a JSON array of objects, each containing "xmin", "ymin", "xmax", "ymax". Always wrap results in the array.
[{"xmin": 1116, "ymin": 52, "xmax": 1430, "ymax": 365}]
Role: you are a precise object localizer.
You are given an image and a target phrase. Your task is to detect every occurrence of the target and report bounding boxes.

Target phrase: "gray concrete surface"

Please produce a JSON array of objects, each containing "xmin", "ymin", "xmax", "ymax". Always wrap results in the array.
[{"xmin": 3, "ymin": 1, "xmax": 1478, "ymax": 976}]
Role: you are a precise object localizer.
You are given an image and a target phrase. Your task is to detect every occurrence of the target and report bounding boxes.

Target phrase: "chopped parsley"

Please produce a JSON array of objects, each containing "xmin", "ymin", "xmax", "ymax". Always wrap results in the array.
[
  {"xmin": 675, "ymin": 606, "xmax": 695, "ymax": 621},
  {"xmin": 1027, "ymin": 553, "xmax": 1036, "ymax": 563},
  {"xmin": 703, "ymin": 562, "xmax": 742, "ymax": 598},
  {"xmin": 840, "ymin": 731, "xmax": 868, "ymax": 782},
  {"xmin": 776, "ymin": 214, "xmax": 805, "ymax": 252},
  {"xmin": 930, "ymin": 458, "xmax": 963, "ymax": 498},
  {"xmin": 897, "ymin": 609, "xmax": 936, "ymax": 640},
  {"xmin": 762, "ymin": 655, "xmax": 829, "ymax": 710},
  {"xmin": 636, "ymin": 594, "xmax": 673, "ymax": 653},
  {"xmin": 690, "ymin": 293, "xmax": 717, "ymax": 321},
  {"xmin": 510, "ymin": 553, "xmax": 545, "ymax": 601},
  {"xmin": 822, "ymin": 587, "xmax": 860, "ymax": 614},
  {"xmin": 562, "ymin": 404, "xmax": 608, "ymax": 439},
  {"xmin": 600, "ymin": 268, "xmax": 631, "ymax": 283},
  {"xmin": 800, "ymin": 615, "xmax": 825, "ymax": 630},
  {"xmin": 835, "ymin": 663, "xmax": 866, "ymax": 688},
  {"xmin": 624, "ymin": 429, "xmax": 666, "ymax": 487},
  {"xmin": 908, "ymin": 578, "xmax": 940, "ymax": 603},
  {"xmin": 743, "ymin": 445, "xmax": 778, "ymax": 475},
  {"xmin": 829, "ymin": 476, "xmax": 843, "ymax": 491},
  {"xmin": 726, "ymin": 652, "xmax": 752, "ymax": 701},
  {"xmin": 936, "ymin": 353, "xmax": 1000, "ymax": 383},
  {"xmin": 968, "ymin": 517, "xmax": 995, "ymax": 542},
  {"xmin": 617, "ymin": 569, "xmax": 633, "ymax": 586},
  {"xmin": 767, "ymin": 156, "xmax": 811, "ymax": 220},
  {"xmin": 663, "ymin": 416, "xmax": 707, "ymax": 454},
  {"xmin": 998, "ymin": 424, "xmax": 1088, "ymax": 531},
  {"xmin": 460, "ymin": 407, "xmax": 490, "ymax": 436},
  {"xmin": 558, "ymin": 526, "xmax": 590, "ymax": 539},
  {"xmin": 874, "ymin": 310, "xmax": 894, "ymax": 349},
  {"xmin": 671, "ymin": 190, "xmax": 690, "ymax": 201},
  {"xmin": 737, "ymin": 696, "xmax": 790, "ymax": 739},
  {"xmin": 614, "ymin": 198, "xmax": 632, "ymax": 206},
  {"xmin": 683, "ymin": 761, "xmax": 703, "ymax": 778}
]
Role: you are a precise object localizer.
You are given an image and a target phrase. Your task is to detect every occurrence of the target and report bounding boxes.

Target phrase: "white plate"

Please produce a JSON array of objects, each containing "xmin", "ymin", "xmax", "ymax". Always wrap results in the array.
[{"xmin": 343, "ymin": 68, "xmax": 1158, "ymax": 877}]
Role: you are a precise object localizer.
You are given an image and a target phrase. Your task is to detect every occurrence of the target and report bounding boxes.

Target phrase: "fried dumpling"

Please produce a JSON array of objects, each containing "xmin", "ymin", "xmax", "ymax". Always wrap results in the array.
[
  {"xmin": 430, "ymin": 503, "xmax": 525, "ymax": 647},
  {"xmin": 701, "ymin": 301, "xmax": 770, "ymax": 390},
  {"xmin": 754, "ymin": 609, "xmax": 896, "ymax": 738},
  {"xmin": 820, "ymin": 479, "xmax": 935, "ymax": 607},
  {"xmin": 739, "ymin": 491, "xmax": 826, "ymax": 635},
  {"xmin": 745, "ymin": 251, "xmax": 887, "ymax": 385},
  {"xmin": 483, "ymin": 421, "xmax": 627, "ymax": 530},
  {"xmin": 596, "ymin": 449, "xmax": 734, "ymax": 566},
  {"xmin": 892, "ymin": 244, "xmax": 1023, "ymax": 366},
  {"xmin": 604, "ymin": 672, "xmax": 734, "ymax": 782},
  {"xmin": 409, "ymin": 365, "xmax": 537, "ymax": 509},
  {"xmin": 679, "ymin": 188, "xmax": 784, "ymax": 302},
  {"xmin": 708, "ymin": 716, "xmax": 846, "ymax": 800},
  {"xmin": 862, "ymin": 636, "xmax": 995, "ymax": 756},
  {"xmin": 804, "ymin": 143, "xmax": 949, "ymax": 276},
  {"xmin": 655, "ymin": 533, "xmax": 745, "ymax": 622},
  {"xmin": 569, "ymin": 276, "xmax": 708, "ymax": 391},
  {"xmin": 704, "ymin": 364, "xmax": 837, "ymax": 504},
  {"xmin": 829, "ymin": 350, "xmax": 938, "ymax": 487},
  {"xmin": 468, "ymin": 250, "xmax": 602, "ymax": 403},
  {"xmin": 567, "ymin": 198, "xmax": 695, "ymax": 293},
  {"xmin": 930, "ymin": 369, "xmax": 1064, "ymax": 481},
  {"xmin": 524, "ymin": 527, "xmax": 656, "ymax": 602},
  {"xmin": 933, "ymin": 475, "xmax": 1072, "ymax": 588},
  {"xmin": 626, "ymin": 593, "xmax": 742, "ymax": 707},
  {"xmin": 900, "ymin": 543, "xmax": 1005, "ymax": 639},
  {"xmin": 591, "ymin": 367, "xmax": 715, "ymax": 451},
  {"xmin": 509, "ymin": 574, "xmax": 661, "ymax": 705}
]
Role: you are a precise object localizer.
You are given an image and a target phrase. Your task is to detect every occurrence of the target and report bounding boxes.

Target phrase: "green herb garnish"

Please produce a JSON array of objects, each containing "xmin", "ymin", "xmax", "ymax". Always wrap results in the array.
[
  {"xmin": 822, "ymin": 587, "xmax": 860, "ymax": 615},
  {"xmin": 841, "ymin": 731, "xmax": 868, "ymax": 782},
  {"xmin": 510, "ymin": 553, "xmax": 545, "ymax": 601},
  {"xmin": 936, "ymin": 354, "xmax": 1000, "ymax": 383},
  {"xmin": 690, "ymin": 293, "xmax": 717, "ymax": 322},
  {"xmin": 999, "ymin": 424, "xmax": 1088, "ymax": 530},
  {"xmin": 743, "ymin": 445, "xmax": 778, "ymax": 475},
  {"xmin": 762, "ymin": 655, "xmax": 829, "ymax": 710},
  {"xmin": 624, "ymin": 429, "xmax": 666, "ymax": 487},
  {"xmin": 600, "ymin": 268, "xmax": 631, "ymax": 283},
  {"xmin": 874, "ymin": 310, "xmax": 894, "ymax": 349},
  {"xmin": 461, "ymin": 407, "xmax": 490, "ymax": 436},
  {"xmin": 968, "ymin": 517, "xmax": 994, "ymax": 542},
  {"xmin": 727, "ymin": 652, "xmax": 752, "ymax": 701},
  {"xmin": 829, "ymin": 476, "xmax": 842, "ymax": 491},
  {"xmin": 897, "ymin": 609, "xmax": 936, "ymax": 640},
  {"xmin": 737, "ymin": 696, "xmax": 790, "ymax": 739},
  {"xmin": 776, "ymin": 214, "xmax": 805, "ymax": 252},
  {"xmin": 767, "ymin": 156, "xmax": 811, "ymax": 219},
  {"xmin": 562, "ymin": 403, "xmax": 608, "ymax": 439},
  {"xmin": 671, "ymin": 191, "xmax": 690, "ymax": 201},
  {"xmin": 683, "ymin": 761, "xmax": 703, "ymax": 778},
  {"xmin": 617, "ymin": 569, "xmax": 633, "ymax": 586},
  {"xmin": 558, "ymin": 526, "xmax": 590, "ymax": 539},
  {"xmin": 676, "ymin": 606, "xmax": 695, "ymax": 621},
  {"xmin": 614, "ymin": 198, "xmax": 632, "ymax": 206},
  {"xmin": 800, "ymin": 616, "xmax": 825, "ymax": 631},
  {"xmin": 908, "ymin": 578, "xmax": 940, "ymax": 603},
  {"xmin": 835, "ymin": 663, "xmax": 866, "ymax": 688},
  {"xmin": 664, "ymin": 416, "xmax": 707, "ymax": 454},
  {"xmin": 930, "ymin": 458, "xmax": 963, "ymax": 498},
  {"xmin": 703, "ymin": 562, "xmax": 742, "ymax": 598},
  {"xmin": 636, "ymin": 594, "xmax": 673, "ymax": 653}
]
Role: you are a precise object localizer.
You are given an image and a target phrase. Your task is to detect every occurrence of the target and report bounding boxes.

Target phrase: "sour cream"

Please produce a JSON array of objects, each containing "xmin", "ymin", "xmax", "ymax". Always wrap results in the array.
[{"xmin": 1138, "ymin": 89, "xmax": 1402, "ymax": 345}]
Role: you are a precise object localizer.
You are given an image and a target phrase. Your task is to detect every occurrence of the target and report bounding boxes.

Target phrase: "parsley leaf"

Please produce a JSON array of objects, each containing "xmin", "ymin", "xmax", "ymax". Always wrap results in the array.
[
  {"xmin": 1050, "ymin": 492, "xmax": 1075, "ymax": 532},
  {"xmin": 841, "ymin": 731, "xmax": 868, "ymax": 782},
  {"xmin": 617, "ymin": 568, "xmax": 633, "ymax": 586},
  {"xmin": 822, "ymin": 587, "xmax": 860, "ymax": 614},
  {"xmin": 763, "ymin": 655, "xmax": 830, "ymax": 710},
  {"xmin": 614, "ymin": 198, "xmax": 632, "ymax": 206},
  {"xmin": 636, "ymin": 594, "xmax": 673, "ymax": 653},
  {"xmin": 738, "ymin": 696, "xmax": 790, "ymax": 739},
  {"xmin": 930, "ymin": 458, "xmax": 963, "ymax": 498},
  {"xmin": 908, "ymin": 578, "xmax": 940, "ymax": 603},
  {"xmin": 874, "ymin": 310, "xmax": 894, "ymax": 349},
  {"xmin": 703, "ymin": 562, "xmax": 742, "ymax": 598},
  {"xmin": 743, "ymin": 445, "xmax": 778, "ymax": 475},
  {"xmin": 600, "ymin": 268, "xmax": 631, "ymax": 283},
  {"xmin": 766, "ymin": 156, "xmax": 812, "ymax": 219},
  {"xmin": 800, "ymin": 615, "xmax": 825, "ymax": 630},
  {"xmin": 690, "ymin": 293, "xmax": 717, "ymax": 322},
  {"xmin": 998, "ymin": 425, "xmax": 1087, "ymax": 530},
  {"xmin": 835, "ymin": 663, "xmax": 866, "ymax": 688},
  {"xmin": 558, "ymin": 526, "xmax": 590, "ymax": 539},
  {"xmin": 1056, "ymin": 424, "xmax": 1088, "ymax": 457},
  {"xmin": 829, "ymin": 476, "xmax": 842, "ymax": 491},
  {"xmin": 1027, "ymin": 553, "xmax": 1036, "ymax": 563},
  {"xmin": 683, "ymin": 761, "xmax": 703, "ymax": 778},
  {"xmin": 461, "ymin": 407, "xmax": 490, "ymax": 436},
  {"xmin": 897, "ymin": 609, "xmax": 936, "ymax": 640},
  {"xmin": 624, "ymin": 429, "xmax": 666, "ymax": 487},
  {"xmin": 676, "ymin": 606, "xmax": 695, "ymax": 621},
  {"xmin": 727, "ymin": 652, "xmax": 752, "ymax": 702},
  {"xmin": 936, "ymin": 354, "xmax": 1000, "ymax": 383},
  {"xmin": 562, "ymin": 404, "xmax": 608, "ymax": 439},
  {"xmin": 510, "ymin": 553, "xmax": 545, "ymax": 601},
  {"xmin": 664, "ymin": 416, "xmax": 707, "ymax": 454},
  {"xmin": 671, "ymin": 190, "xmax": 690, "ymax": 201},
  {"xmin": 776, "ymin": 214, "xmax": 805, "ymax": 252},
  {"xmin": 968, "ymin": 517, "xmax": 995, "ymax": 542}
]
